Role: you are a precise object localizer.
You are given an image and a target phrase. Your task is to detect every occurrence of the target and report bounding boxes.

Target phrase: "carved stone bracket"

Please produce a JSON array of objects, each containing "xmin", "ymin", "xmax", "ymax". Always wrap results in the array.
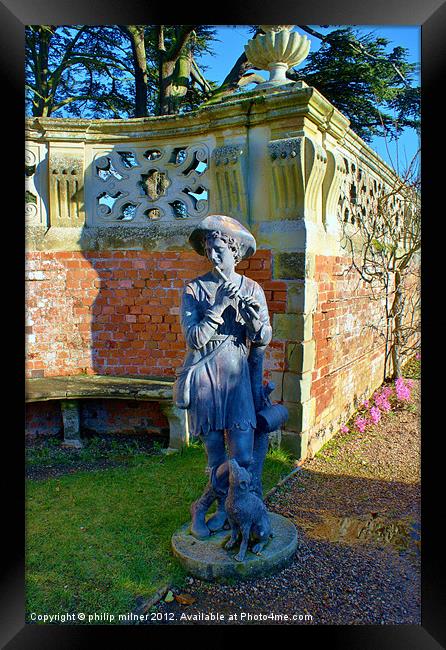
[
  {"xmin": 25, "ymin": 148, "xmax": 39, "ymax": 224},
  {"xmin": 48, "ymin": 147, "xmax": 85, "ymax": 227},
  {"xmin": 25, "ymin": 145, "xmax": 48, "ymax": 227},
  {"xmin": 211, "ymin": 145, "xmax": 247, "ymax": 220},
  {"xmin": 322, "ymin": 148, "xmax": 347, "ymax": 233},
  {"xmin": 268, "ymin": 137, "xmax": 327, "ymax": 221}
]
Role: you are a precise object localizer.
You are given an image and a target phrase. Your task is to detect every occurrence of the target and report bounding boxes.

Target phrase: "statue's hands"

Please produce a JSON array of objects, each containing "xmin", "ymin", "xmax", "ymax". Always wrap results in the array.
[
  {"xmin": 239, "ymin": 298, "xmax": 262, "ymax": 332},
  {"xmin": 213, "ymin": 281, "xmax": 238, "ymax": 312},
  {"xmin": 239, "ymin": 297, "xmax": 260, "ymax": 320}
]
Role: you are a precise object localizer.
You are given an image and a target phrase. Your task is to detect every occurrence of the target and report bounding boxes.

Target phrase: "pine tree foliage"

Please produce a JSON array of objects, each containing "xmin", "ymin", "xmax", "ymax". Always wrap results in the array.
[{"xmin": 295, "ymin": 27, "xmax": 420, "ymax": 142}]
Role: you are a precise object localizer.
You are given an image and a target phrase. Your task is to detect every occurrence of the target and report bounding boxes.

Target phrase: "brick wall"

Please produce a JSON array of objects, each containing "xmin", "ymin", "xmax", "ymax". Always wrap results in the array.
[
  {"xmin": 25, "ymin": 399, "xmax": 169, "ymax": 439},
  {"xmin": 25, "ymin": 248, "xmax": 418, "ymax": 448},
  {"xmin": 311, "ymin": 254, "xmax": 387, "ymax": 439},
  {"xmin": 25, "ymin": 249, "xmax": 286, "ymax": 378},
  {"xmin": 80, "ymin": 399, "xmax": 168, "ymax": 436},
  {"xmin": 25, "ymin": 401, "xmax": 63, "ymax": 438}
]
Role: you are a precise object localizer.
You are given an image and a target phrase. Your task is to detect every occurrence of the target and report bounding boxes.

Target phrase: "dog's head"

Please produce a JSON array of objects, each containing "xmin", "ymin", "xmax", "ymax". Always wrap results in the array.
[{"xmin": 228, "ymin": 459, "xmax": 251, "ymax": 492}]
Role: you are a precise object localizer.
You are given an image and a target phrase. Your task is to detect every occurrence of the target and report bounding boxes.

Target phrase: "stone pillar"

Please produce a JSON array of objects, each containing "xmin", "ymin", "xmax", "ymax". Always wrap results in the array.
[
  {"xmin": 254, "ymin": 135, "xmax": 326, "ymax": 460},
  {"xmin": 160, "ymin": 402, "xmax": 189, "ymax": 453},
  {"xmin": 244, "ymin": 92, "xmax": 349, "ymax": 460},
  {"xmin": 269, "ymin": 257, "xmax": 317, "ymax": 460},
  {"xmin": 60, "ymin": 400, "xmax": 83, "ymax": 448}
]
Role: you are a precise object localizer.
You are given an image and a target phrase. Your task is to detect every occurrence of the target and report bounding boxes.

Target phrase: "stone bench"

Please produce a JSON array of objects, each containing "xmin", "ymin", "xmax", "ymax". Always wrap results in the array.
[{"xmin": 25, "ymin": 374, "xmax": 189, "ymax": 452}]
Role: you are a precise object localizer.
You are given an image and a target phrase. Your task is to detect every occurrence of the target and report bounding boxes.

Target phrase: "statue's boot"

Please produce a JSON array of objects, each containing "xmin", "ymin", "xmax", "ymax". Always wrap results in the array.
[
  {"xmin": 206, "ymin": 491, "xmax": 227, "ymax": 532},
  {"xmin": 206, "ymin": 464, "xmax": 228, "ymax": 532},
  {"xmin": 190, "ymin": 484, "xmax": 216, "ymax": 539}
]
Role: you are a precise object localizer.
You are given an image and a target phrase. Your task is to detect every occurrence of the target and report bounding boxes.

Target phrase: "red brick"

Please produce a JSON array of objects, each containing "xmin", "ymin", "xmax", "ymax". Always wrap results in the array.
[
  {"xmin": 246, "ymin": 270, "xmax": 271, "ymax": 281},
  {"xmin": 267, "ymin": 301, "xmax": 286, "ymax": 313},
  {"xmin": 253, "ymin": 250, "xmax": 271, "ymax": 259},
  {"xmin": 263, "ymin": 281, "xmax": 287, "ymax": 291}
]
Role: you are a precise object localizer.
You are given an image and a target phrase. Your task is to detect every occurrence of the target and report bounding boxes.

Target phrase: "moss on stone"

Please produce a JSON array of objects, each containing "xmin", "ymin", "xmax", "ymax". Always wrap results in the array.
[{"xmin": 274, "ymin": 252, "xmax": 306, "ymax": 280}]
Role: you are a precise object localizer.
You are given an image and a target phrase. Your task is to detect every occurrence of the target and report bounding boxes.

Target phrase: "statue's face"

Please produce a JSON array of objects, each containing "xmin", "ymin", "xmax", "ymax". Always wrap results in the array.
[{"xmin": 206, "ymin": 236, "xmax": 236, "ymax": 272}]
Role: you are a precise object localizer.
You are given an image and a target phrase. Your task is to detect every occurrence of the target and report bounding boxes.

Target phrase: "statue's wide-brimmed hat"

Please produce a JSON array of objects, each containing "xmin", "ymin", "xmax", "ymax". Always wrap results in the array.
[{"xmin": 189, "ymin": 215, "xmax": 256, "ymax": 260}]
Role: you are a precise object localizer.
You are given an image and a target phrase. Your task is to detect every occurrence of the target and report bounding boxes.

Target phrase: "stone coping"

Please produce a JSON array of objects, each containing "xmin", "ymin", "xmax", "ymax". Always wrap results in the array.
[
  {"xmin": 24, "ymin": 82, "xmax": 401, "ymax": 186},
  {"xmin": 25, "ymin": 374, "xmax": 174, "ymax": 402}
]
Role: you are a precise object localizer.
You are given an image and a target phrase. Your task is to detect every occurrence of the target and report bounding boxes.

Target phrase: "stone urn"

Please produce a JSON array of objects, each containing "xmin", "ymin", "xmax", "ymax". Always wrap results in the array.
[{"xmin": 244, "ymin": 25, "xmax": 311, "ymax": 87}]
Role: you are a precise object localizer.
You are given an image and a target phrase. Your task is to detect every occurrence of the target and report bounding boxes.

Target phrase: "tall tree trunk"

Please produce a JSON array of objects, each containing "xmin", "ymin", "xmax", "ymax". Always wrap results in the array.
[
  {"xmin": 33, "ymin": 27, "xmax": 53, "ymax": 117},
  {"xmin": 156, "ymin": 25, "xmax": 195, "ymax": 115},
  {"xmin": 160, "ymin": 50, "xmax": 192, "ymax": 114},
  {"xmin": 159, "ymin": 58, "xmax": 176, "ymax": 115},
  {"xmin": 126, "ymin": 26, "xmax": 148, "ymax": 117}
]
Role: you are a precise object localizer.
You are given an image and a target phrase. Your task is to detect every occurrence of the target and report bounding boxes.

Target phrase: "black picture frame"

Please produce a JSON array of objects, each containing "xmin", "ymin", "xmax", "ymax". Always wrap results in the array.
[{"xmin": 3, "ymin": 0, "xmax": 444, "ymax": 646}]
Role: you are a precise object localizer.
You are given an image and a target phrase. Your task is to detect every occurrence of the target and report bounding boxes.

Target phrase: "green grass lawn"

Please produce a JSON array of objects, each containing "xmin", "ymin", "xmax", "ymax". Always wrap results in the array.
[{"xmin": 26, "ymin": 442, "xmax": 293, "ymax": 620}]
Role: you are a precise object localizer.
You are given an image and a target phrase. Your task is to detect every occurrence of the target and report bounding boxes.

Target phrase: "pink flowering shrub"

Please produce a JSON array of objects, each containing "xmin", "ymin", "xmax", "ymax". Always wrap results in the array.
[
  {"xmin": 369, "ymin": 405, "xmax": 381, "ymax": 424},
  {"xmin": 374, "ymin": 386, "xmax": 392, "ymax": 412},
  {"xmin": 343, "ymin": 375, "xmax": 415, "ymax": 436},
  {"xmin": 354, "ymin": 416, "xmax": 369, "ymax": 433},
  {"xmin": 395, "ymin": 377, "xmax": 413, "ymax": 402}
]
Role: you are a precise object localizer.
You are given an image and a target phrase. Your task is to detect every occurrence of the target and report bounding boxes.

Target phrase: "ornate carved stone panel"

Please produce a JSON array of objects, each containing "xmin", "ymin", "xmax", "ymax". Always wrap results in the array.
[
  {"xmin": 336, "ymin": 155, "xmax": 411, "ymax": 244},
  {"xmin": 338, "ymin": 158, "xmax": 377, "ymax": 228},
  {"xmin": 89, "ymin": 143, "xmax": 209, "ymax": 225},
  {"xmin": 268, "ymin": 137, "xmax": 327, "ymax": 220},
  {"xmin": 211, "ymin": 145, "xmax": 247, "ymax": 221}
]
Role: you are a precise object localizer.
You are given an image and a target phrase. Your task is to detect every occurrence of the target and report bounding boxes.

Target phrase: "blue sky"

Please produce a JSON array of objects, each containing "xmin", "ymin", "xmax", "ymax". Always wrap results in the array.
[{"xmin": 196, "ymin": 25, "xmax": 421, "ymax": 172}]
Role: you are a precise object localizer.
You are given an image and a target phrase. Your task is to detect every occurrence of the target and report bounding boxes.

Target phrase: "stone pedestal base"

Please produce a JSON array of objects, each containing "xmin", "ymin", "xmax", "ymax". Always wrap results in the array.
[
  {"xmin": 60, "ymin": 400, "xmax": 83, "ymax": 448},
  {"xmin": 171, "ymin": 512, "xmax": 297, "ymax": 581}
]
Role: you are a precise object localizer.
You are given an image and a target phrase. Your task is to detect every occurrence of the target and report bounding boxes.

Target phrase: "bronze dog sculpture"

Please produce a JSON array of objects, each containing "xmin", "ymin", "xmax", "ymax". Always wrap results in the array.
[{"xmin": 224, "ymin": 459, "xmax": 273, "ymax": 562}]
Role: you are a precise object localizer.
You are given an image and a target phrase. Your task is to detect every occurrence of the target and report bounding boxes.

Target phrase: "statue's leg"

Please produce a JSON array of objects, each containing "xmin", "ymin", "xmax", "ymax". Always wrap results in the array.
[
  {"xmin": 250, "ymin": 429, "xmax": 269, "ymax": 499},
  {"xmin": 190, "ymin": 430, "xmax": 226, "ymax": 538},
  {"xmin": 209, "ymin": 425, "xmax": 255, "ymax": 490},
  {"xmin": 205, "ymin": 430, "xmax": 229, "ymax": 532},
  {"xmin": 210, "ymin": 425, "xmax": 254, "ymax": 494},
  {"xmin": 206, "ymin": 426, "xmax": 255, "ymax": 532},
  {"xmin": 226, "ymin": 426, "xmax": 254, "ymax": 468},
  {"xmin": 197, "ymin": 426, "xmax": 256, "ymax": 538}
]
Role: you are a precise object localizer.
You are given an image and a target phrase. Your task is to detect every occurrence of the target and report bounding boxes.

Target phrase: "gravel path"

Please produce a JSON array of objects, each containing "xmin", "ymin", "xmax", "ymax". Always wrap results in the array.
[{"xmin": 149, "ymin": 380, "xmax": 421, "ymax": 625}]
